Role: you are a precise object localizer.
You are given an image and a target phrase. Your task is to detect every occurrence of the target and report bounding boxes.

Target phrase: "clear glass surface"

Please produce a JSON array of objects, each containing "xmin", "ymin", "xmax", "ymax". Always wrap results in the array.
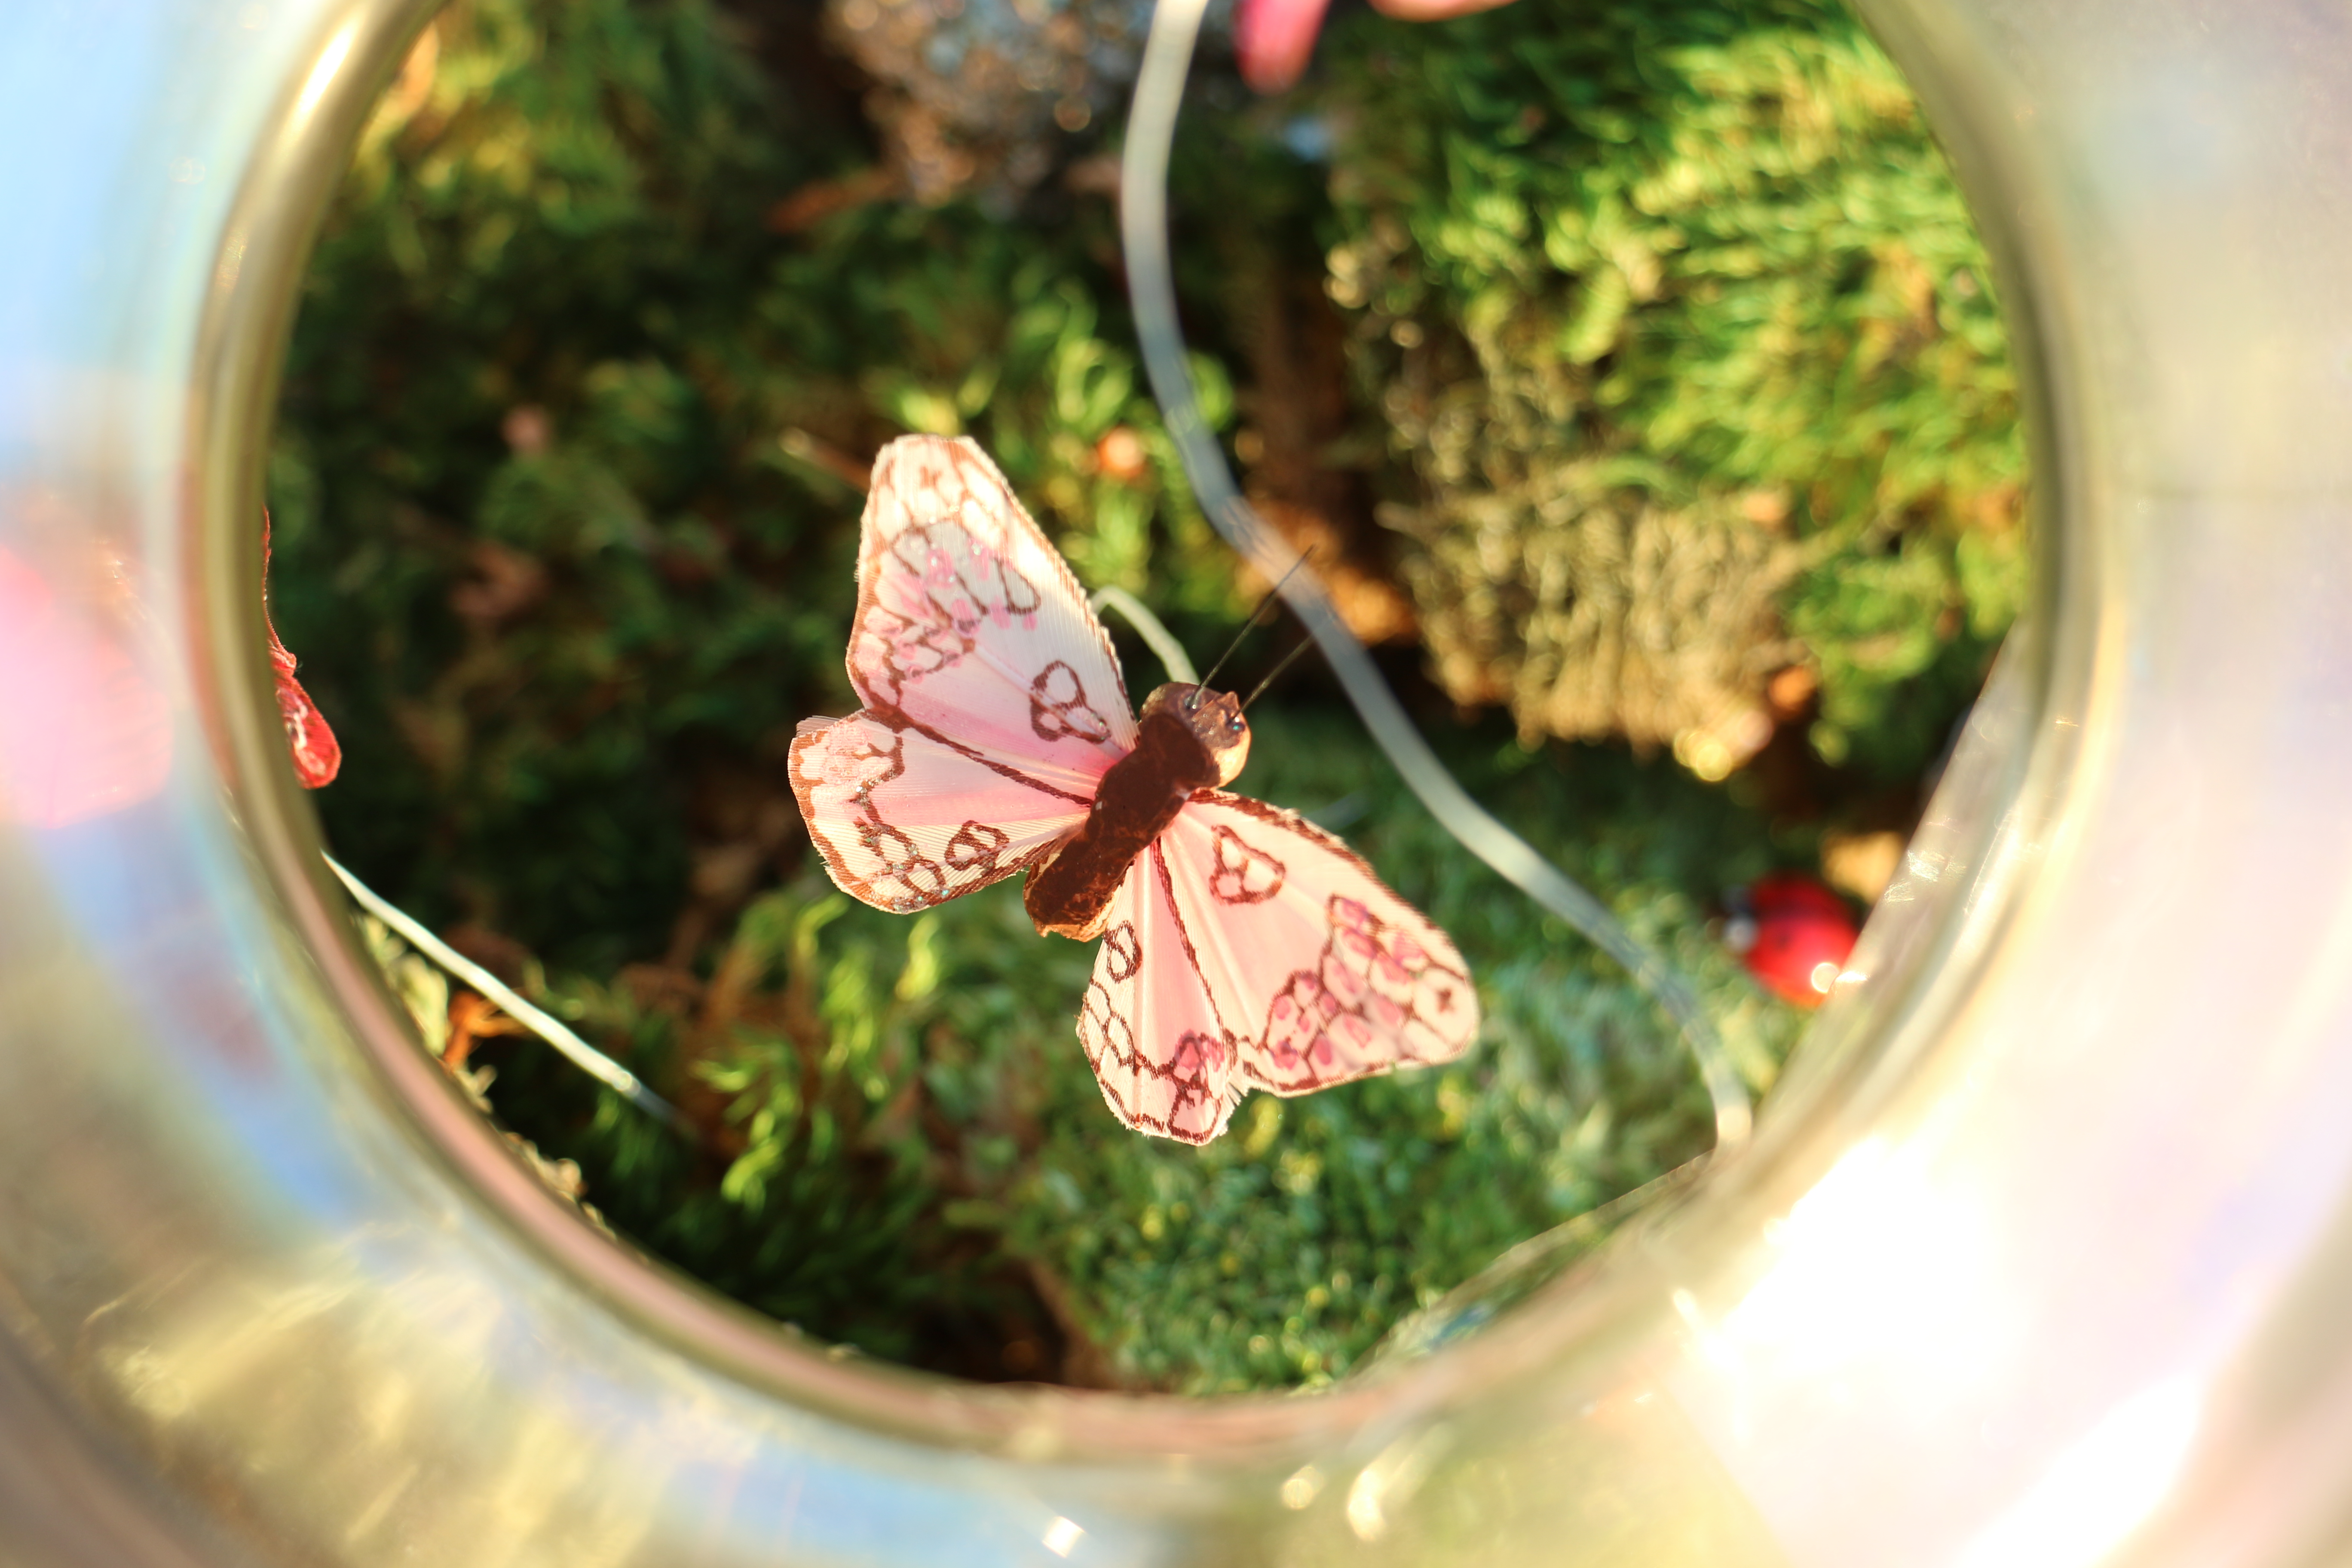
[{"xmin": 4, "ymin": 0, "xmax": 2352, "ymax": 1563}]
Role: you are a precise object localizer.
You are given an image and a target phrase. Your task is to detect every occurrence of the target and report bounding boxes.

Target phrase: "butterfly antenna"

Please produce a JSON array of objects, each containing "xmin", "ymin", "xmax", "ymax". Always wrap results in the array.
[
  {"xmin": 1239, "ymin": 636, "xmax": 1317, "ymax": 713},
  {"xmin": 1194, "ymin": 546, "xmax": 1316, "ymax": 699}
]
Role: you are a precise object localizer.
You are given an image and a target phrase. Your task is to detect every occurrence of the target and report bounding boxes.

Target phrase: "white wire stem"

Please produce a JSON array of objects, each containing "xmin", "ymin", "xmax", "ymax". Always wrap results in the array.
[
  {"xmin": 1116, "ymin": 2, "xmax": 1754, "ymax": 1148},
  {"xmin": 1090, "ymin": 585, "xmax": 1201, "ymax": 683},
  {"xmin": 325, "ymin": 855, "xmax": 693, "ymax": 1135}
]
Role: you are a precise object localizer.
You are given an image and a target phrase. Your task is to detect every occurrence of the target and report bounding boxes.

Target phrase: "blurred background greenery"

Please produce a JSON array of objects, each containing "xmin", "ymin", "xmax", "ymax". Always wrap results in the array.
[{"xmin": 270, "ymin": 0, "xmax": 2021, "ymax": 1390}]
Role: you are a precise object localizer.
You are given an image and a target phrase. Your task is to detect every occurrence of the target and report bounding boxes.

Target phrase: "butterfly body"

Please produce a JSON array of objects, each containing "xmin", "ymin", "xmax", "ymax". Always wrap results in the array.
[
  {"xmin": 1024, "ymin": 683, "xmax": 1248, "ymax": 940},
  {"xmin": 792, "ymin": 435, "xmax": 1476, "ymax": 1144}
]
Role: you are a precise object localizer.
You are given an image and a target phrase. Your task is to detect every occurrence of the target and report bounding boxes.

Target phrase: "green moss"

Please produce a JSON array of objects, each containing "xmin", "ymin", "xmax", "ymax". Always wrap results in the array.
[
  {"xmin": 1320, "ymin": 0, "xmax": 2027, "ymax": 777},
  {"xmin": 275, "ymin": 0, "xmax": 1240, "ymax": 971},
  {"xmin": 441, "ymin": 707, "xmax": 1797, "ymax": 1388}
]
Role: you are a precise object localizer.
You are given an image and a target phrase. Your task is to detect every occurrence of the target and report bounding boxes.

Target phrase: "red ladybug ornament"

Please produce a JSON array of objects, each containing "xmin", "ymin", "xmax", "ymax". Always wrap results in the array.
[{"xmin": 1724, "ymin": 872, "xmax": 1857, "ymax": 1008}]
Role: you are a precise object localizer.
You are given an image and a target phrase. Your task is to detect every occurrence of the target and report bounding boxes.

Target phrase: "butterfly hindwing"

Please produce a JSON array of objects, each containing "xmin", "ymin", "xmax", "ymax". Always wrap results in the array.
[
  {"xmin": 847, "ymin": 435, "xmax": 1136, "ymax": 796},
  {"xmin": 790, "ymin": 713, "xmax": 1092, "ymax": 914},
  {"xmin": 1077, "ymin": 790, "xmax": 1479, "ymax": 1143},
  {"xmin": 1078, "ymin": 845, "xmax": 1245, "ymax": 1144}
]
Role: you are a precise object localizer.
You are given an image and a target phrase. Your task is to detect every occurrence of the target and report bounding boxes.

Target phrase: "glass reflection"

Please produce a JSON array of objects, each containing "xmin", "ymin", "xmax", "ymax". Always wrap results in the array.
[
  {"xmin": 1954, "ymin": 1379, "xmax": 2201, "ymax": 1568},
  {"xmin": 0, "ymin": 542, "xmax": 169, "ymax": 828}
]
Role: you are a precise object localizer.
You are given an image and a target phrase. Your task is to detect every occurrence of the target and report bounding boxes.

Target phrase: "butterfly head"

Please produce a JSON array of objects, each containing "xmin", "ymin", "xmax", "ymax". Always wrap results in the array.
[{"xmin": 1146, "ymin": 683, "xmax": 1252, "ymax": 786}]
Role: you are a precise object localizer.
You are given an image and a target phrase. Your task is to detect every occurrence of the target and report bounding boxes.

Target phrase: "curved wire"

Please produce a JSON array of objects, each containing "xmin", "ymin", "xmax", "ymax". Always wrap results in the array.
[
  {"xmin": 1115, "ymin": 0, "xmax": 1753, "ymax": 1147},
  {"xmin": 328, "ymin": 855, "xmax": 693, "ymax": 1134},
  {"xmin": 1090, "ymin": 585, "xmax": 1201, "ymax": 683}
]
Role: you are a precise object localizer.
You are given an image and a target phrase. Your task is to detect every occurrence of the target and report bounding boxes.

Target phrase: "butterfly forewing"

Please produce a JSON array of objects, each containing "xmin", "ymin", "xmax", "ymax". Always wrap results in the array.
[
  {"xmin": 849, "ymin": 437, "xmax": 1136, "ymax": 783},
  {"xmin": 1078, "ymin": 790, "xmax": 1478, "ymax": 1143},
  {"xmin": 795, "ymin": 434, "xmax": 1139, "ymax": 914}
]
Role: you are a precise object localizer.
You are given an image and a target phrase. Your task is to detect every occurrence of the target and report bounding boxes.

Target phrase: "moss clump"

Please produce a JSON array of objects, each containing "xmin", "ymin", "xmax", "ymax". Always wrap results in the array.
[{"xmin": 1321, "ymin": 0, "xmax": 2026, "ymax": 776}]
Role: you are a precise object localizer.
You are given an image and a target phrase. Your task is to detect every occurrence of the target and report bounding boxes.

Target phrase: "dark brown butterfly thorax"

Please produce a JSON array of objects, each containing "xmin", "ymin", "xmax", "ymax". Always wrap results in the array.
[{"xmin": 1023, "ymin": 683, "xmax": 1250, "ymax": 940}]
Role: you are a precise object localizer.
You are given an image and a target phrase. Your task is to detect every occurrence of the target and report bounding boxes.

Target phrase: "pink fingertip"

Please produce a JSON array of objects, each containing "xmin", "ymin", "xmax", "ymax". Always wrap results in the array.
[
  {"xmin": 1366, "ymin": 0, "xmax": 1516, "ymax": 18},
  {"xmin": 1235, "ymin": 0, "xmax": 1333, "ymax": 93}
]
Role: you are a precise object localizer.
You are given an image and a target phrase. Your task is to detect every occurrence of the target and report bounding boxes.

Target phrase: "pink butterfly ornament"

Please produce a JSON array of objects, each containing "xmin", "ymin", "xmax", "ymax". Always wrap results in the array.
[{"xmin": 790, "ymin": 435, "xmax": 1477, "ymax": 1145}]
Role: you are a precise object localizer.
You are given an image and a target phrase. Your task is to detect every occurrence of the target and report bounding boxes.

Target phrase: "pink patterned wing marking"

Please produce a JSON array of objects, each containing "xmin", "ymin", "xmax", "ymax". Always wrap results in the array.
[
  {"xmin": 791, "ymin": 713, "xmax": 1091, "ymax": 914},
  {"xmin": 1076, "ymin": 790, "xmax": 1477, "ymax": 1144},
  {"xmin": 847, "ymin": 435, "xmax": 1136, "ymax": 788}
]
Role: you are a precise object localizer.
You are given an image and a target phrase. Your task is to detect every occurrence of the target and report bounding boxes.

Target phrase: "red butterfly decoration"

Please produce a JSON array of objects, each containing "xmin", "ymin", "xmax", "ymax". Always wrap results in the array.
[
  {"xmin": 790, "ymin": 436, "xmax": 1477, "ymax": 1144},
  {"xmin": 263, "ymin": 513, "xmax": 339, "ymax": 789}
]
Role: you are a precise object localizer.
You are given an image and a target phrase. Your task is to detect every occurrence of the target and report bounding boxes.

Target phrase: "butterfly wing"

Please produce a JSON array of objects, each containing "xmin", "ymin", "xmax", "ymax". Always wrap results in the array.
[
  {"xmin": 1076, "ymin": 791, "xmax": 1478, "ymax": 1144},
  {"xmin": 791, "ymin": 713, "xmax": 1090, "ymax": 913},
  {"xmin": 794, "ymin": 434, "xmax": 1136, "ymax": 914},
  {"xmin": 1076, "ymin": 848, "xmax": 1240, "ymax": 1144},
  {"xmin": 847, "ymin": 434, "xmax": 1135, "ymax": 783}
]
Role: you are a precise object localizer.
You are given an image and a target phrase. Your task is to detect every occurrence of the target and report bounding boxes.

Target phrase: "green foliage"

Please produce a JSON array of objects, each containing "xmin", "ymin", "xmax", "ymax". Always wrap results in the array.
[
  {"xmin": 274, "ymin": 0, "xmax": 1240, "ymax": 968},
  {"xmin": 986, "ymin": 710, "xmax": 1798, "ymax": 1390},
  {"xmin": 777, "ymin": 222, "xmax": 1240, "ymax": 601},
  {"xmin": 1320, "ymin": 0, "xmax": 2027, "ymax": 776},
  {"xmin": 421, "ymin": 707, "xmax": 1798, "ymax": 1388},
  {"xmin": 273, "ymin": 0, "xmax": 834, "ymax": 966}
]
